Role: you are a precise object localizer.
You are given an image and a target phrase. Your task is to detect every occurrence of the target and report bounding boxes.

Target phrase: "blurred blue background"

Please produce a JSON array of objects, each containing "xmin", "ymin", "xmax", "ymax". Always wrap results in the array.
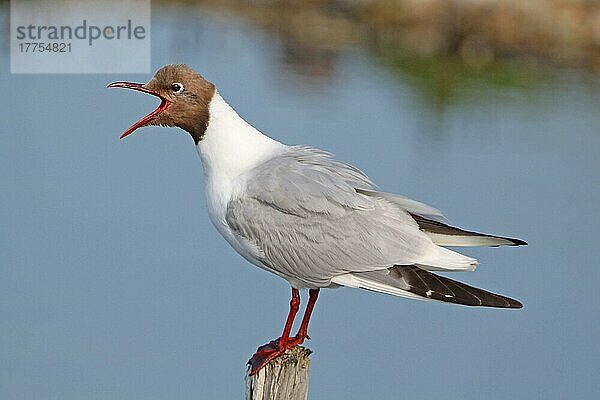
[{"xmin": 2, "ymin": 1, "xmax": 600, "ymax": 399}]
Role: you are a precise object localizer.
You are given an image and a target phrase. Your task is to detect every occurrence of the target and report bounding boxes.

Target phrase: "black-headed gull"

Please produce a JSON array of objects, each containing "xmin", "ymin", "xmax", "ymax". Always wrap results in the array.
[{"xmin": 108, "ymin": 64, "xmax": 526, "ymax": 375}]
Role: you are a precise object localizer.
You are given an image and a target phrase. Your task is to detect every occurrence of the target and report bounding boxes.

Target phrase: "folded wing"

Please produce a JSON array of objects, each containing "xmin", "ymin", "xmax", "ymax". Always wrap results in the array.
[
  {"xmin": 226, "ymin": 146, "xmax": 475, "ymax": 287},
  {"xmin": 332, "ymin": 265, "xmax": 522, "ymax": 308},
  {"xmin": 226, "ymin": 146, "xmax": 524, "ymax": 292},
  {"xmin": 358, "ymin": 189, "xmax": 527, "ymax": 247},
  {"xmin": 410, "ymin": 214, "xmax": 527, "ymax": 247}
]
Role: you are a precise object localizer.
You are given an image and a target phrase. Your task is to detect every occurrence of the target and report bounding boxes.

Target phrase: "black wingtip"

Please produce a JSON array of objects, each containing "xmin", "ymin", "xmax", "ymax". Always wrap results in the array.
[
  {"xmin": 512, "ymin": 300, "xmax": 524, "ymax": 309},
  {"xmin": 509, "ymin": 238, "xmax": 528, "ymax": 246},
  {"xmin": 409, "ymin": 213, "xmax": 528, "ymax": 247},
  {"xmin": 501, "ymin": 296, "xmax": 523, "ymax": 309},
  {"xmin": 380, "ymin": 266, "xmax": 525, "ymax": 309}
]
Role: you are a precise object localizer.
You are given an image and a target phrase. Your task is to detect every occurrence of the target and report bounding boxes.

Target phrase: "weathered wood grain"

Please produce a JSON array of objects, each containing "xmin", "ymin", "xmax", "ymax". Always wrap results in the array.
[{"xmin": 246, "ymin": 346, "xmax": 311, "ymax": 400}]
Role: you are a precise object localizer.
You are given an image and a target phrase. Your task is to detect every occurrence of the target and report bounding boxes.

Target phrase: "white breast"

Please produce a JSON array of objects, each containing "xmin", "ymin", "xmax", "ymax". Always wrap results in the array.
[
  {"xmin": 204, "ymin": 170, "xmax": 290, "ymax": 279},
  {"xmin": 196, "ymin": 91, "xmax": 287, "ymax": 275}
]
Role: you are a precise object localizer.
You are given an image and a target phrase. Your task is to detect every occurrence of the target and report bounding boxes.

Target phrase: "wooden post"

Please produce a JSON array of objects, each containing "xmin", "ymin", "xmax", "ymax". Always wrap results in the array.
[{"xmin": 245, "ymin": 346, "xmax": 312, "ymax": 400}]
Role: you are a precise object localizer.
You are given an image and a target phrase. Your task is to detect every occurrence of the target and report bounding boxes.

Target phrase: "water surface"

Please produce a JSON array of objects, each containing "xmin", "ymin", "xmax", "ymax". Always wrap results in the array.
[{"xmin": 1, "ymin": 5, "xmax": 599, "ymax": 400}]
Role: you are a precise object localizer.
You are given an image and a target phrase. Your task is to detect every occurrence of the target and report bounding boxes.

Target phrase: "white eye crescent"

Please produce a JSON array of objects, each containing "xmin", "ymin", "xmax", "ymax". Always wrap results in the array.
[{"xmin": 171, "ymin": 82, "xmax": 184, "ymax": 94}]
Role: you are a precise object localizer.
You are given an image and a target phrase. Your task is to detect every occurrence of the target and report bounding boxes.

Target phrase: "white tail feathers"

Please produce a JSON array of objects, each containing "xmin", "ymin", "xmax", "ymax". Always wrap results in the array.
[
  {"xmin": 331, "ymin": 273, "xmax": 432, "ymax": 302},
  {"xmin": 417, "ymin": 246, "xmax": 478, "ymax": 272},
  {"xmin": 425, "ymin": 232, "xmax": 519, "ymax": 247}
]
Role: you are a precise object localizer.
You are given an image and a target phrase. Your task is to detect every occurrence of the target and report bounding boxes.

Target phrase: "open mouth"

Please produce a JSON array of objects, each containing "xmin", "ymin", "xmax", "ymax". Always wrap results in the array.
[{"xmin": 107, "ymin": 81, "xmax": 171, "ymax": 139}]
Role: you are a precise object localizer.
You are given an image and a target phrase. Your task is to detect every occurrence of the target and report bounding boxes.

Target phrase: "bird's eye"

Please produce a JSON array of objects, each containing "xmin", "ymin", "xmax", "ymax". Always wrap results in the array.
[{"xmin": 171, "ymin": 82, "xmax": 184, "ymax": 94}]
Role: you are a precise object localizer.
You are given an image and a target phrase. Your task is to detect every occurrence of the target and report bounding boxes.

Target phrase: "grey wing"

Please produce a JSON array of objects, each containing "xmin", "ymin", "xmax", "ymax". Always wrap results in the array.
[
  {"xmin": 225, "ymin": 146, "xmax": 446, "ymax": 287},
  {"xmin": 357, "ymin": 190, "xmax": 527, "ymax": 247}
]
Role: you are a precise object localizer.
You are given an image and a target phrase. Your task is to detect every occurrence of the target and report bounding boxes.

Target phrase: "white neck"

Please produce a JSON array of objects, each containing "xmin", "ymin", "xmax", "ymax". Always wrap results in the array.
[{"xmin": 196, "ymin": 92, "xmax": 285, "ymax": 179}]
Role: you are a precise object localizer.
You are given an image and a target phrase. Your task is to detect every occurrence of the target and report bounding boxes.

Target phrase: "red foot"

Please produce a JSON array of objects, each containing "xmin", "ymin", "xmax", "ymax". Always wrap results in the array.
[
  {"xmin": 247, "ymin": 335, "xmax": 308, "ymax": 376},
  {"xmin": 248, "ymin": 288, "xmax": 319, "ymax": 376}
]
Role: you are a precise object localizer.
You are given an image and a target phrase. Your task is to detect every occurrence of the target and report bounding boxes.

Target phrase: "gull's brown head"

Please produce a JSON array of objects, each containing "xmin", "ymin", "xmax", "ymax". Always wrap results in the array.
[{"xmin": 108, "ymin": 64, "xmax": 216, "ymax": 143}]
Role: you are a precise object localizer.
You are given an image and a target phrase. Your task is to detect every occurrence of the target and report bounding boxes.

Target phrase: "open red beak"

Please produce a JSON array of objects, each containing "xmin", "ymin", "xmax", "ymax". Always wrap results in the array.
[{"xmin": 107, "ymin": 81, "xmax": 171, "ymax": 139}]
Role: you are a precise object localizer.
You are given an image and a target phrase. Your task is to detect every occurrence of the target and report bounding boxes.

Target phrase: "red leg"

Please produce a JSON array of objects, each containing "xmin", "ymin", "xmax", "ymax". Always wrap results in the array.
[
  {"xmin": 278, "ymin": 288, "xmax": 300, "ymax": 348},
  {"xmin": 289, "ymin": 288, "xmax": 319, "ymax": 346},
  {"xmin": 248, "ymin": 287, "xmax": 301, "ymax": 375}
]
